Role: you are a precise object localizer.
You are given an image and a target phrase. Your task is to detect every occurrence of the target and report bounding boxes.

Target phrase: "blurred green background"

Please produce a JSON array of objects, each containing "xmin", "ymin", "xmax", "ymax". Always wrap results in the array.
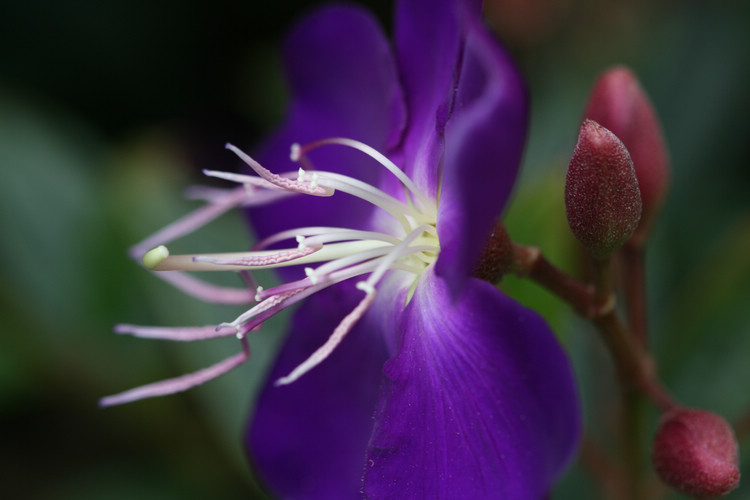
[{"xmin": 1, "ymin": 0, "xmax": 748, "ymax": 498}]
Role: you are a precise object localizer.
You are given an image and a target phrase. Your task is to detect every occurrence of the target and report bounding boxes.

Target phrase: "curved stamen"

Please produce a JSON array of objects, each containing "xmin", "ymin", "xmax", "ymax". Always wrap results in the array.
[
  {"xmin": 99, "ymin": 337, "xmax": 251, "ymax": 407},
  {"xmin": 193, "ymin": 245, "xmax": 320, "ymax": 267},
  {"xmin": 275, "ymin": 283, "xmax": 376, "ymax": 386},
  {"xmin": 186, "ymin": 177, "xmax": 296, "ymax": 207},
  {"xmin": 294, "ymin": 137, "xmax": 434, "ymax": 212},
  {"xmin": 257, "ymin": 228, "xmax": 436, "ymax": 386},
  {"xmin": 113, "ymin": 135, "xmax": 444, "ymax": 401},
  {"xmin": 202, "ymin": 169, "xmax": 283, "ymax": 190},
  {"xmin": 154, "ymin": 271, "xmax": 255, "ymax": 305},
  {"xmin": 129, "ymin": 186, "xmax": 249, "ymax": 259},
  {"xmin": 253, "ymin": 257, "xmax": 382, "ymax": 301},
  {"xmin": 243, "ymin": 255, "xmax": 395, "ymax": 327},
  {"xmin": 365, "ymin": 224, "xmax": 433, "ymax": 288},
  {"xmin": 144, "ymin": 240, "xmax": 392, "ymax": 272},
  {"xmin": 114, "ymin": 324, "xmax": 238, "ymax": 341},
  {"xmin": 223, "ymin": 288, "xmax": 307, "ymax": 330},
  {"xmin": 254, "ymin": 227, "xmax": 399, "ymax": 251},
  {"xmin": 226, "ymin": 143, "xmax": 334, "ymax": 196},
  {"xmin": 314, "ymin": 171, "xmax": 427, "ymax": 222}
]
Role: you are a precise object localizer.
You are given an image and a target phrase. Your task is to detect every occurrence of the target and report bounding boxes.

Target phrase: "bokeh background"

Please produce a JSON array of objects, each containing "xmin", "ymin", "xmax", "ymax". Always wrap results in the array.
[{"xmin": 1, "ymin": 0, "xmax": 748, "ymax": 498}]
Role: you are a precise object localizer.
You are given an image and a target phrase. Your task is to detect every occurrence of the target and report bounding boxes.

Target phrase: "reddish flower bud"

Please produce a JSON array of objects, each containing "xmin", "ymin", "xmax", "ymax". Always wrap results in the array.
[
  {"xmin": 584, "ymin": 66, "xmax": 670, "ymax": 246},
  {"xmin": 565, "ymin": 119, "xmax": 642, "ymax": 260},
  {"xmin": 653, "ymin": 408, "xmax": 740, "ymax": 498}
]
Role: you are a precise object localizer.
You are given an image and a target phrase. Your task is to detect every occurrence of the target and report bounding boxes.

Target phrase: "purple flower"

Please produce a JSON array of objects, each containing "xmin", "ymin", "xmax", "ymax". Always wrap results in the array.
[{"xmin": 102, "ymin": 0, "xmax": 581, "ymax": 498}]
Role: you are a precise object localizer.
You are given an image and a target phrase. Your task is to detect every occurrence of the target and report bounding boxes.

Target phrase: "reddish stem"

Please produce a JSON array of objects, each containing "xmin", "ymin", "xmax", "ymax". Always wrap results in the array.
[
  {"xmin": 621, "ymin": 243, "xmax": 648, "ymax": 347},
  {"xmin": 510, "ymin": 243, "xmax": 675, "ymax": 412}
]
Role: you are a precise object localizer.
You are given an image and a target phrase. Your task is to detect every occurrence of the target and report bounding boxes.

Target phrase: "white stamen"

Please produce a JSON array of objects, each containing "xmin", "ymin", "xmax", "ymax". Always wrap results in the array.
[
  {"xmin": 356, "ymin": 281, "xmax": 376, "ymax": 295},
  {"xmin": 193, "ymin": 245, "xmax": 319, "ymax": 267},
  {"xmin": 315, "ymin": 171, "xmax": 427, "ymax": 223},
  {"xmin": 155, "ymin": 271, "xmax": 254, "ymax": 305},
  {"xmin": 297, "ymin": 137, "xmax": 434, "ymax": 211},
  {"xmin": 225, "ymin": 288, "xmax": 306, "ymax": 330},
  {"xmin": 114, "ymin": 324, "xmax": 238, "ymax": 341},
  {"xmin": 304, "ymin": 267, "xmax": 318, "ymax": 285},
  {"xmin": 255, "ymin": 227, "xmax": 397, "ymax": 251},
  {"xmin": 147, "ymin": 240, "xmax": 390, "ymax": 271},
  {"xmin": 114, "ymin": 136, "xmax": 443, "ymax": 402},
  {"xmin": 275, "ymin": 285, "xmax": 376, "ymax": 386},
  {"xmin": 366, "ymin": 224, "xmax": 433, "ymax": 288}
]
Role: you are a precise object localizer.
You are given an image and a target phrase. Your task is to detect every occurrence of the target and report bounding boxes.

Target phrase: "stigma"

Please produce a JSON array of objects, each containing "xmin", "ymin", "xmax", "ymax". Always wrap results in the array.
[{"xmin": 101, "ymin": 138, "xmax": 439, "ymax": 406}]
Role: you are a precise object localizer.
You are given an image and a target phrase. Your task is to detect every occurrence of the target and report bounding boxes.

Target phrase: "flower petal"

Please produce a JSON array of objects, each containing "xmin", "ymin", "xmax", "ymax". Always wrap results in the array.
[
  {"xmin": 246, "ymin": 282, "xmax": 389, "ymax": 499},
  {"xmin": 363, "ymin": 269, "xmax": 581, "ymax": 499},
  {"xmin": 436, "ymin": 9, "xmax": 528, "ymax": 286},
  {"xmin": 247, "ymin": 5, "xmax": 405, "ymax": 245},
  {"xmin": 393, "ymin": 0, "xmax": 474, "ymax": 195}
]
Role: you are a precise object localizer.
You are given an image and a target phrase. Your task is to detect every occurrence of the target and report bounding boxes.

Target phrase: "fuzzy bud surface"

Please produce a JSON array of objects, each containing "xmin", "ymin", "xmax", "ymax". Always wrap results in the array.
[
  {"xmin": 652, "ymin": 408, "xmax": 740, "ymax": 498},
  {"xmin": 565, "ymin": 119, "xmax": 642, "ymax": 259},
  {"xmin": 584, "ymin": 66, "xmax": 669, "ymax": 245}
]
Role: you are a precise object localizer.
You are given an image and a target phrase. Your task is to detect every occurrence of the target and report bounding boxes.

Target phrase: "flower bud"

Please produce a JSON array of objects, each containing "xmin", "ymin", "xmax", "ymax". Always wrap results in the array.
[
  {"xmin": 652, "ymin": 408, "xmax": 740, "ymax": 498},
  {"xmin": 565, "ymin": 119, "xmax": 642, "ymax": 260},
  {"xmin": 473, "ymin": 223, "xmax": 513, "ymax": 283},
  {"xmin": 584, "ymin": 66, "xmax": 670, "ymax": 246}
]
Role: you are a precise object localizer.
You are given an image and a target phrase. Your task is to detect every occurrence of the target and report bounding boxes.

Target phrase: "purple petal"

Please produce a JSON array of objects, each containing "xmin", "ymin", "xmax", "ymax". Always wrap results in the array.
[
  {"xmin": 246, "ymin": 5, "xmax": 405, "ymax": 247},
  {"xmin": 394, "ymin": 0, "xmax": 483, "ymax": 195},
  {"xmin": 363, "ymin": 269, "xmax": 581, "ymax": 499},
  {"xmin": 246, "ymin": 282, "xmax": 388, "ymax": 499},
  {"xmin": 435, "ymin": 9, "xmax": 528, "ymax": 287}
]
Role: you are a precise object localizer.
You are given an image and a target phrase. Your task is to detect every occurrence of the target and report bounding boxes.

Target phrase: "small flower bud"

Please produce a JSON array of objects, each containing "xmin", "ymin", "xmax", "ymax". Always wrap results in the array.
[
  {"xmin": 474, "ymin": 224, "xmax": 513, "ymax": 283},
  {"xmin": 584, "ymin": 66, "xmax": 670, "ymax": 246},
  {"xmin": 565, "ymin": 119, "xmax": 642, "ymax": 260},
  {"xmin": 652, "ymin": 408, "xmax": 740, "ymax": 498}
]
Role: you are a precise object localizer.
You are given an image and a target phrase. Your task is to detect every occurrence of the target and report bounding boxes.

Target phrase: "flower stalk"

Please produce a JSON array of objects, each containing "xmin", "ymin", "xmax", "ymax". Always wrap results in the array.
[
  {"xmin": 509, "ymin": 242, "xmax": 674, "ymax": 410},
  {"xmin": 507, "ymin": 237, "xmax": 677, "ymax": 497}
]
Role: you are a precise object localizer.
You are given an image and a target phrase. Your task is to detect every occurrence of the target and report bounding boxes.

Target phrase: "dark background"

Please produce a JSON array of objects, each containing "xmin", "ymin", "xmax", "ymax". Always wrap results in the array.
[{"xmin": 1, "ymin": 0, "xmax": 749, "ymax": 498}]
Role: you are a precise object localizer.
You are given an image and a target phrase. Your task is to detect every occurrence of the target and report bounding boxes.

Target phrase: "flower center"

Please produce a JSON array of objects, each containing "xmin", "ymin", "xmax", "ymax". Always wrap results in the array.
[{"xmin": 140, "ymin": 137, "xmax": 439, "ymax": 386}]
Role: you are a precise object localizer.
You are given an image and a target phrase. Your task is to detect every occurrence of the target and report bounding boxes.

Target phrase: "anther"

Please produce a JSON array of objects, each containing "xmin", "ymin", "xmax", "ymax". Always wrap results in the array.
[
  {"xmin": 255, "ymin": 286, "xmax": 264, "ymax": 302},
  {"xmin": 143, "ymin": 245, "xmax": 170, "ymax": 269},
  {"xmin": 305, "ymin": 267, "xmax": 318, "ymax": 285},
  {"xmin": 225, "ymin": 143, "xmax": 333, "ymax": 197},
  {"xmin": 356, "ymin": 281, "xmax": 376, "ymax": 295}
]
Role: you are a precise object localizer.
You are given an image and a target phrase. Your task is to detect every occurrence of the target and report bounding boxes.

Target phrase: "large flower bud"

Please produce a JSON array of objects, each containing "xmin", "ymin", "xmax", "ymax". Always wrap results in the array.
[
  {"xmin": 584, "ymin": 66, "xmax": 670, "ymax": 246},
  {"xmin": 652, "ymin": 408, "xmax": 740, "ymax": 498},
  {"xmin": 565, "ymin": 119, "xmax": 642, "ymax": 260}
]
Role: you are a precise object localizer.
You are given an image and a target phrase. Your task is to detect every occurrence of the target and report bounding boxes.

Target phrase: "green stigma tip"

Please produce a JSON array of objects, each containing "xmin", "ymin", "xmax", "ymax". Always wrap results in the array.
[{"xmin": 143, "ymin": 245, "xmax": 170, "ymax": 269}]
